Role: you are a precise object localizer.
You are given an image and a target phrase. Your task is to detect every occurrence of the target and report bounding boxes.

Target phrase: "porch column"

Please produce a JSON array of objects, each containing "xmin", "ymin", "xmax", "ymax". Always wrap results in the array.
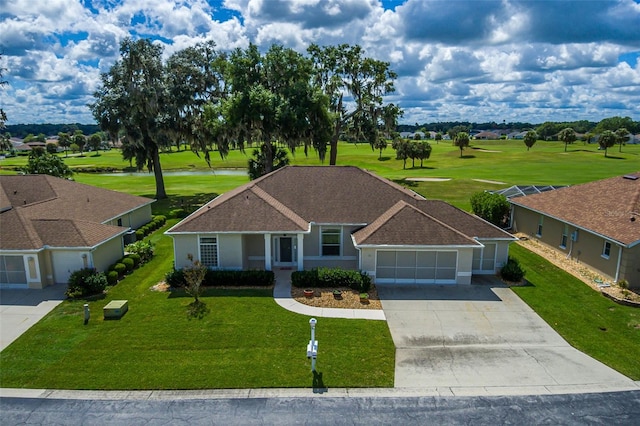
[
  {"xmin": 264, "ymin": 234, "xmax": 272, "ymax": 271},
  {"xmin": 297, "ymin": 234, "xmax": 304, "ymax": 271}
]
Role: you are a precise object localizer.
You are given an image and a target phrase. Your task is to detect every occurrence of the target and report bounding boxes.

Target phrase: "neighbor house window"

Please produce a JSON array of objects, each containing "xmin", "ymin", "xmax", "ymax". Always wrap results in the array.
[
  {"xmin": 536, "ymin": 216, "xmax": 543, "ymax": 237},
  {"xmin": 321, "ymin": 228, "xmax": 341, "ymax": 256},
  {"xmin": 560, "ymin": 225, "xmax": 568, "ymax": 249},
  {"xmin": 199, "ymin": 237, "xmax": 218, "ymax": 267},
  {"xmin": 602, "ymin": 241, "xmax": 611, "ymax": 259}
]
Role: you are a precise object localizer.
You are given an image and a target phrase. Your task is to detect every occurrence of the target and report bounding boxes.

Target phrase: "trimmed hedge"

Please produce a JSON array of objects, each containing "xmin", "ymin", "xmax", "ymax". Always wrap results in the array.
[
  {"xmin": 112, "ymin": 263, "xmax": 127, "ymax": 277},
  {"xmin": 121, "ymin": 257, "xmax": 135, "ymax": 272},
  {"xmin": 106, "ymin": 270, "xmax": 119, "ymax": 285},
  {"xmin": 165, "ymin": 268, "xmax": 275, "ymax": 288},
  {"xmin": 291, "ymin": 267, "xmax": 371, "ymax": 293},
  {"xmin": 127, "ymin": 253, "xmax": 141, "ymax": 267}
]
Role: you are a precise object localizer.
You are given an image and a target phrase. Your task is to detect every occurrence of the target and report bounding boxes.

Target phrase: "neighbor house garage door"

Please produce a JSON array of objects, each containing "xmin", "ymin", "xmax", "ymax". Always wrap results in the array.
[{"xmin": 375, "ymin": 250, "xmax": 457, "ymax": 284}]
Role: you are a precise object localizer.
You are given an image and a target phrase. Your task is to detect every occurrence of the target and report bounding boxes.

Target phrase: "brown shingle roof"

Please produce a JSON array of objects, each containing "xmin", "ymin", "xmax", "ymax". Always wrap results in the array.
[
  {"xmin": 353, "ymin": 201, "xmax": 482, "ymax": 247},
  {"xmin": 414, "ymin": 200, "xmax": 513, "ymax": 239},
  {"xmin": 0, "ymin": 175, "xmax": 154, "ymax": 250},
  {"xmin": 510, "ymin": 172, "xmax": 640, "ymax": 246},
  {"xmin": 169, "ymin": 166, "xmax": 514, "ymax": 247}
]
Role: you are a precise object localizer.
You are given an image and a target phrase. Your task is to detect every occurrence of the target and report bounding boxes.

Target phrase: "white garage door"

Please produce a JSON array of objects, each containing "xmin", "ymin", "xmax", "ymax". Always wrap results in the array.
[{"xmin": 376, "ymin": 250, "xmax": 457, "ymax": 284}]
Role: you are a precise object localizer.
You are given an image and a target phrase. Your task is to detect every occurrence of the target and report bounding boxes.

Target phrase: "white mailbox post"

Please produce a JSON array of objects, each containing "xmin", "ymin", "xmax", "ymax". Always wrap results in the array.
[{"xmin": 306, "ymin": 318, "xmax": 318, "ymax": 372}]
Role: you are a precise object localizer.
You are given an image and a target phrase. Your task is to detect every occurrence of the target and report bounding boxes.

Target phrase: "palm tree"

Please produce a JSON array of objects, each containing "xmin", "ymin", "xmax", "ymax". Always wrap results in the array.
[
  {"xmin": 558, "ymin": 128, "xmax": 576, "ymax": 152},
  {"xmin": 523, "ymin": 130, "xmax": 537, "ymax": 151},
  {"xmin": 598, "ymin": 130, "xmax": 617, "ymax": 157},
  {"xmin": 454, "ymin": 132, "xmax": 469, "ymax": 158}
]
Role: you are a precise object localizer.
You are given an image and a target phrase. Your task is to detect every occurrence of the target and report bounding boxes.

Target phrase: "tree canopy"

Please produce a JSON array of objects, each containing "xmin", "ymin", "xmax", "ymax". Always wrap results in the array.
[{"xmin": 22, "ymin": 147, "xmax": 73, "ymax": 178}]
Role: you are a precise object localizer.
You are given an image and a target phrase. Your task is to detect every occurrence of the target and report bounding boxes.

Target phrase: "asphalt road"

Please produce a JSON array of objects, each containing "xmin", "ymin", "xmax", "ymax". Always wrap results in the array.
[{"xmin": 2, "ymin": 391, "xmax": 640, "ymax": 425}]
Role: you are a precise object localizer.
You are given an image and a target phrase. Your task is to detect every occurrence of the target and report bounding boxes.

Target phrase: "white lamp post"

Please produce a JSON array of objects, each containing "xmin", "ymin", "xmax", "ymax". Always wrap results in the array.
[{"xmin": 307, "ymin": 318, "xmax": 318, "ymax": 372}]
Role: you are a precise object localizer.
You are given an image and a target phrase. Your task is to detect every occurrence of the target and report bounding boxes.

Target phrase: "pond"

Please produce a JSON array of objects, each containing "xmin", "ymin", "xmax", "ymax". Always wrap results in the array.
[{"xmin": 101, "ymin": 169, "xmax": 247, "ymax": 177}]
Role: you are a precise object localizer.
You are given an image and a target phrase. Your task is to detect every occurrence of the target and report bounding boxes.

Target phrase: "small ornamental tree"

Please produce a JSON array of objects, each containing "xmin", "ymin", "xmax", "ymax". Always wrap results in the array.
[
  {"xmin": 454, "ymin": 132, "xmax": 470, "ymax": 158},
  {"xmin": 470, "ymin": 191, "xmax": 510, "ymax": 227},
  {"xmin": 523, "ymin": 130, "xmax": 537, "ymax": 151},
  {"xmin": 248, "ymin": 145, "xmax": 290, "ymax": 180},
  {"xmin": 184, "ymin": 254, "xmax": 208, "ymax": 305},
  {"xmin": 558, "ymin": 127, "xmax": 576, "ymax": 152}
]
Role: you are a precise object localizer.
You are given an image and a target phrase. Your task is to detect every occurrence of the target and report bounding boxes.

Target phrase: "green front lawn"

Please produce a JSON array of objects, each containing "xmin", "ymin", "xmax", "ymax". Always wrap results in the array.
[
  {"xmin": 509, "ymin": 244, "xmax": 640, "ymax": 380},
  {"xmin": 0, "ymin": 224, "xmax": 395, "ymax": 389}
]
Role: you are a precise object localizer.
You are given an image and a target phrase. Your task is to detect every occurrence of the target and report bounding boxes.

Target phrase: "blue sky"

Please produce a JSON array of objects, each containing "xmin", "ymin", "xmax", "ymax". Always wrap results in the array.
[{"xmin": 1, "ymin": 0, "xmax": 639, "ymax": 126}]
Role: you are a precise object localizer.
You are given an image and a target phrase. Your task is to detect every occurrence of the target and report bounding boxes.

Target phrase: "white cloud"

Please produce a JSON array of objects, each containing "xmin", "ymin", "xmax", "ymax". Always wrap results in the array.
[{"xmin": 1, "ymin": 0, "xmax": 640, "ymax": 125}]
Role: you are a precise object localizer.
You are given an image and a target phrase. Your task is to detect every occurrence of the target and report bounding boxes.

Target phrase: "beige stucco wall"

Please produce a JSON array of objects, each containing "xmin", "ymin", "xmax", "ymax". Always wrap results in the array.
[
  {"xmin": 218, "ymin": 234, "xmax": 243, "ymax": 270},
  {"xmin": 512, "ymin": 205, "xmax": 621, "ymax": 282},
  {"xmin": 107, "ymin": 204, "xmax": 153, "ymax": 229},
  {"xmin": 92, "ymin": 236, "xmax": 125, "ymax": 273},
  {"xmin": 171, "ymin": 234, "xmax": 199, "ymax": 269},
  {"xmin": 619, "ymin": 246, "xmax": 640, "ymax": 289}
]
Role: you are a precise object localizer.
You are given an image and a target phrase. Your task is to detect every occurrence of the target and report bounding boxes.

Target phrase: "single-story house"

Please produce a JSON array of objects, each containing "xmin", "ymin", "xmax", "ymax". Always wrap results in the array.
[
  {"xmin": 166, "ymin": 166, "xmax": 516, "ymax": 285},
  {"xmin": 510, "ymin": 173, "xmax": 640, "ymax": 288},
  {"xmin": 473, "ymin": 131, "xmax": 500, "ymax": 140},
  {"xmin": 0, "ymin": 175, "xmax": 154, "ymax": 289}
]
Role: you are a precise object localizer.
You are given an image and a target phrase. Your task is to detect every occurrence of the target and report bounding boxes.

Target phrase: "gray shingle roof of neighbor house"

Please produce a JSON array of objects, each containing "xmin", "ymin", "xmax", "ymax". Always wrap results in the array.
[
  {"xmin": 510, "ymin": 172, "xmax": 640, "ymax": 246},
  {"xmin": 168, "ymin": 166, "xmax": 516, "ymax": 245},
  {"xmin": 0, "ymin": 175, "xmax": 155, "ymax": 250}
]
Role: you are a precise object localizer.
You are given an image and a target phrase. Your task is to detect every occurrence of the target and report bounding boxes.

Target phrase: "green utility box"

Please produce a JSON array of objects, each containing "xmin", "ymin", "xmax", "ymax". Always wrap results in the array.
[{"xmin": 103, "ymin": 300, "xmax": 128, "ymax": 319}]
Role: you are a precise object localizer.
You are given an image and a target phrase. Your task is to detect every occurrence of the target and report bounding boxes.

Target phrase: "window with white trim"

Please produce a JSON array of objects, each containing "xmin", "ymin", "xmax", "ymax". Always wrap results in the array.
[
  {"xmin": 536, "ymin": 216, "xmax": 543, "ymax": 237},
  {"xmin": 602, "ymin": 241, "xmax": 611, "ymax": 259},
  {"xmin": 199, "ymin": 237, "xmax": 218, "ymax": 267},
  {"xmin": 321, "ymin": 228, "xmax": 341, "ymax": 256},
  {"xmin": 560, "ymin": 224, "xmax": 568, "ymax": 249}
]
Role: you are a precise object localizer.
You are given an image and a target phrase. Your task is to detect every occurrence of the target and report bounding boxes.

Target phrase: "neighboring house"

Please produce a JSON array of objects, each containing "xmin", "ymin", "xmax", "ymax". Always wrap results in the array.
[
  {"xmin": 0, "ymin": 175, "xmax": 154, "ymax": 289},
  {"xmin": 510, "ymin": 173, "xmax": 640, "ymax": 288},
  {"xmin": 473, "ymin": 131, "xmax": 500, "ymax": 140},
  {"xmin": 167, "ymin": 166, "xmax": 516, "ymax": 285}
]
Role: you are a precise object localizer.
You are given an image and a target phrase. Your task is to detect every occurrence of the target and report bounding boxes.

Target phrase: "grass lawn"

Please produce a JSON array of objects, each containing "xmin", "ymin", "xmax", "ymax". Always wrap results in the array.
[
  {"xmin": 0, "ymin": 222, "xmax": 395, "ymax": 389},
  {"xmin": 1, "ymin": 139, "xmax": 639, "ymax": 388},
  {"xmin": 509, "ymin": 244, "xmax": 640, "ymax": 380}
]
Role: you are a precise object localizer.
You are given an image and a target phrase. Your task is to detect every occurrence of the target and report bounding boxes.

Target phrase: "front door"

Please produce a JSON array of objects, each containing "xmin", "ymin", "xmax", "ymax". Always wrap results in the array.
[
  {"xmin": 274, "ymin": 236, "xmax": 295, "ymax": 266},
  {"xmin": 280, "ymin": 237, "xmax": 293, "ymax": 262}
]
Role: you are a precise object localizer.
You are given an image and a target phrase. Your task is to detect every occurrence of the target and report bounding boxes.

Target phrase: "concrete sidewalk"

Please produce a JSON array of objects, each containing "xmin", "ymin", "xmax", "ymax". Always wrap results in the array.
[
  {"xmin": 272, "ymin": 269, "xmax": 386, "ymax": 320},
  {"xmin": 0, "ymin": 284, "xmax": 67, "ymax": 352}
]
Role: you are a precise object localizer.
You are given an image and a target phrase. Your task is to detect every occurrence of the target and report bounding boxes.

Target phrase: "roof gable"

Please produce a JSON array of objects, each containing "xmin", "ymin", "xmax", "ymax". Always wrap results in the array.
[
  {"xmin": 353, "ymin": 201, "xmax": 482, "ymax": 247},
  {"xmin": 168, "ymin": 185, "xmax": 308, "ymax": 233},
  {"xmin": 510, "ymin": 172, "xmax": 640, "ymax": 246},
  {"xmin": 0, "ymin": 175, "xmax": 154, "ymax": 251}
]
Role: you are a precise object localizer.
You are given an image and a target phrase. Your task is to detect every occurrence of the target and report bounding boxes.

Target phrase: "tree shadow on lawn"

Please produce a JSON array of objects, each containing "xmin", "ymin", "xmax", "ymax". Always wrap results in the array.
[
  {"xmin": 460, "ymin": 154, "xmax": 476, "ymax": 159},
  {"xmin": 392, "ymin": 178, "xmax": 418, "ymax": 188},
  {"xmin": 377, "ymin": 156, "xmax": 391, "ymax": 161},
  {"xmin": 603, "ymin": 155, "xmax": 625, "ymax": 160},
  {"xmin": 151, "ymin": 193, "xmax": 219, "ymax": 216}
]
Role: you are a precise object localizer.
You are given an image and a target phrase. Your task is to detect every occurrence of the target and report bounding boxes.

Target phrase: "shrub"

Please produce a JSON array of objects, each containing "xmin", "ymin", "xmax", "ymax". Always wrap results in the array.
[
  {"xmin": 113, "ymin": 263, "xmax": 127, "ymax": 277},
  {"xmin": 165, "ymin": 267, "xmax": 185, "ymax": 288},
  {"xmin": 66, "ymin": 268, "xmax": 107, "ymax": 298},
  {"xmin": 292, "ymin": 267, "xmax": 371, "ymax": 292},
  {"xmin": 500, "ymin": 257, "xmax": 526, "ymax": 282},
  {"xmin": 470, "ymin": 191, "xmax": 510, "ymax": 227},
  {"xmin": 125, "ymin": 240, "xmax": 154, "ymax": 264},
  {"xmin": 121, "ymin": 257, "xmax": 135, "ymax": 272},
  {"xmin": 135, "ymin": 230, "xmax": 144, "ymax": 240},
  {"xmin": 153, "ymin": 215, "xmax": 166, "ymax": 225},
  {"xmin": 127, "ymin": 253, "xmax": 141, "ymax": 267},
  {"xmin": 106, "ymin": 270, "xmax": 119, "ymax": 285}
]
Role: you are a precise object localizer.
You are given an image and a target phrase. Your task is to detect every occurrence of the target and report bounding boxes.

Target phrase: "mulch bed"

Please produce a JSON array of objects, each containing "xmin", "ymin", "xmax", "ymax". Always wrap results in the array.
[{"xmin": 291, "ymin": 286, "xmax": 382, "ymax": 310}]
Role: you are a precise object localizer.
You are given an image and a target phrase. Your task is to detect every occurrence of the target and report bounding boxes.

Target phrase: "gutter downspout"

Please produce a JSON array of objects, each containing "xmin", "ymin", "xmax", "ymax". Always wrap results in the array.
[{"xmin": 614, "ymin": 245, "xmax": 623, "ymax": 283}]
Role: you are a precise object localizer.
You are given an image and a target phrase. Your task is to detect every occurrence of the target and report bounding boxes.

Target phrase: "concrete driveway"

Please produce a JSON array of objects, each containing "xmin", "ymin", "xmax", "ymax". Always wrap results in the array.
[
  {"xmin": 377, "ymin": 282, "xmax": 637, "ymax": 392},
  {"xmin": 0, "ymin": 284, "xmax": 66, "ymax": 351}
]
